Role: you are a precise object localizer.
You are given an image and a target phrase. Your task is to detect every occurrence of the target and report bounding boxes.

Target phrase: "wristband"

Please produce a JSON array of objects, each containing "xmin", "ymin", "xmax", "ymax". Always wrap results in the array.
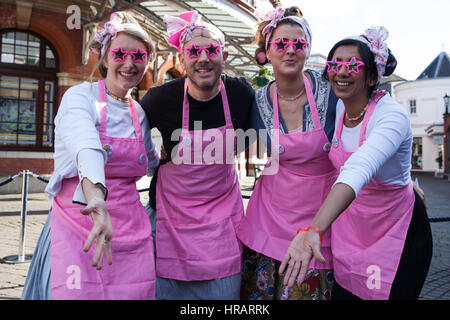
[{"xmin": 296, "ymin": 225, "xmax": 323, "ymax": 244}]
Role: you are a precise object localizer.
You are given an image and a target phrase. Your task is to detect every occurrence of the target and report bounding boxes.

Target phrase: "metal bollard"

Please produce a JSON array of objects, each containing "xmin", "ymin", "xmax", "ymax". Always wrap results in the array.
[{"xmin": 2, "ymin": 170, "xmax": 33, "ymax": 264}]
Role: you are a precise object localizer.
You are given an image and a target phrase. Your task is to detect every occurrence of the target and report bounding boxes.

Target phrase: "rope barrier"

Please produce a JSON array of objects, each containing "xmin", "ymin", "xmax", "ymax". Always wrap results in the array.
[
  {"xmin": 0, "ymin": 170, "xmax": 449, "ymax": 224},
  {"xmin": 429, "ymin": 217, "xmax": 450, "ymax": 223},
  {"xmin": 0, "ymin": 173, "xmax": 21, "ymax": 187}
]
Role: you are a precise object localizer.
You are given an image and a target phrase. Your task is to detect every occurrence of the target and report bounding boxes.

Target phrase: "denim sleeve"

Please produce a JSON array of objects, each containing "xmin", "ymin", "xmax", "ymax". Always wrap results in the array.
[{"xmin": 324, "ymin": 89, "xmax": 338, "ymax": 142}]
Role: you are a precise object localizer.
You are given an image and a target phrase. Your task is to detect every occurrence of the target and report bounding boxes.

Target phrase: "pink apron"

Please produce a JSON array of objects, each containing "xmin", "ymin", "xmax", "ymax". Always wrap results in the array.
[
  {"xmin": 236, "ymin": 75, "xmax": 336, "ymax": 269},
  {"xmin": 329, "ymin": 91, "xmax": 414, "ymax": 300},
  {"xmin": 155, "ymin": 79, "xmax": 244, "ymax": 281},
  {"xmin": 50, "ymin": 79, "xmax": 155, "ymax": 299}
]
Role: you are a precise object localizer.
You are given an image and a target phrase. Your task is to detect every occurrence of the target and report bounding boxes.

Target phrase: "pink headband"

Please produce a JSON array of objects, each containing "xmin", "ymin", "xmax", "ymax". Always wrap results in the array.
[
  {"xmin": 347, "ymin": 26, "xmax": 392, "ymax": 83},
  {"xmin": 164, "ymin": 10, "xmax": 225, "ymax": 51},
  {"xmin": 92, "ymin": 13, "xmax": 148, "ymax": 56},
  {"xmin": 256, "ymin": 7, "xmax": 312, "ymax": 58}
]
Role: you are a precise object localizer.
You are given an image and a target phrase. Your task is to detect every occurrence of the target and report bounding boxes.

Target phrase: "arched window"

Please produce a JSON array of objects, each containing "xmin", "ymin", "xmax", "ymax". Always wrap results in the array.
[{"xmin": 0, "ymin": 29, "xmax": 58, "ymax": 151}]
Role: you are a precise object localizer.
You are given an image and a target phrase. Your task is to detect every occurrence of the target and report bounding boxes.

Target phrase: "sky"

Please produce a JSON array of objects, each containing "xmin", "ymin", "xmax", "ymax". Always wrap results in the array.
[{"xmin": 255, "ymin": 0, "xmax": 450, "ymax": 80}]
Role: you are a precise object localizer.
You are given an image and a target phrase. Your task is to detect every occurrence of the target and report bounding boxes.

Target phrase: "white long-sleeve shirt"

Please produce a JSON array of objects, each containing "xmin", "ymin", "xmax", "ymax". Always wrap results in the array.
[
  {"xmin": 45, "ymin": 81, "xmax": 159, "ymax": 204},
  {"xmin": 333, "ymin": 93, "xmax": 412, "ymax": 196}
]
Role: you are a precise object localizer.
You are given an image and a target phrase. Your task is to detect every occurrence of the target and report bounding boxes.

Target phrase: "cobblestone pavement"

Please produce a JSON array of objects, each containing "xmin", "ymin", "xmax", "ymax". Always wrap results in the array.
[
  {"xmin": 0, "ymin": 174, "xmax": 448, "ymax": 300},
  {"xmin": 411, "ymin": 172, "xmax": 450, "ymax": 300}
]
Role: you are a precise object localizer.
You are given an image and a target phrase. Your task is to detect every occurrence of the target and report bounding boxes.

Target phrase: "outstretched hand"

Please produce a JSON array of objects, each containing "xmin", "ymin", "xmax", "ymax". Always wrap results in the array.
[
  {"xmin": 80, "ymin": 197, "xmax": 113, "ymax": 270},
  {"xmin": 278, "ymin": 229, "xmax": 325, "ymax": 288}
]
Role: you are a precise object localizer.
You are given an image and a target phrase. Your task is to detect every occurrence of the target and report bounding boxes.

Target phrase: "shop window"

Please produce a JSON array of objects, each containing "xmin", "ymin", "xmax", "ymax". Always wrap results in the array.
[
  {"xmin": 0, "ymin": 30, "xmax": 58, "ymax": 151},
  {"xmin": 412, "ymin": 137, "xmax": 422, "ymax": 169},
  {"xmin": 409, "ymin": 100, "xmax": 417, "ymax": 114}
]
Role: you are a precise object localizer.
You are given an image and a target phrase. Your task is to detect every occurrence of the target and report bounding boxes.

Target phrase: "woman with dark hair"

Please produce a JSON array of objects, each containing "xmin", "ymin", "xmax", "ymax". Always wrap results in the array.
[
  {"xmin": 236, "ymin": 5, "xmax": 337, "ymax": 300},
  {"xmin": 280, "ymin": 26, "xmax": 433, "ymax": 300}
]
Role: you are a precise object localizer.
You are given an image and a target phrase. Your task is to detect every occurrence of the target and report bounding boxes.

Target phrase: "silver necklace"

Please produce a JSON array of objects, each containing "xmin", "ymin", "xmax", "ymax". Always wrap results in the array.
[{"xmin": 276, "ymin": 85, "xmax": 305, "ymax": 101}]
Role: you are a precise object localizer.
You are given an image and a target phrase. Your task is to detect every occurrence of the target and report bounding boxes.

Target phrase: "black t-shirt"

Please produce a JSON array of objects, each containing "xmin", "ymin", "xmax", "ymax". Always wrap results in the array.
[{"xmin": 140, "ymin": 74, "xmax": 255, "ymax": 209}]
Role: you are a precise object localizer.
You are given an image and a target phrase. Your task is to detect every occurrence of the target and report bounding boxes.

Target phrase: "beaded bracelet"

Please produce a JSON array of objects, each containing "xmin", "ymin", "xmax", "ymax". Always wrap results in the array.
[{"xmin": 296, "ymin": 225, "xmax": 323, "ymax": 244}]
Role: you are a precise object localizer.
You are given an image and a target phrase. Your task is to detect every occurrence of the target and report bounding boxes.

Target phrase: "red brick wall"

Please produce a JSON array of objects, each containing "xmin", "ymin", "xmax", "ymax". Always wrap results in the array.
[
  {"xmin": 0, "ymin": 158, "xmax": 53, "ymax": 175},
  {"xmin": 0, "ymin": 3, "xmax": 16, "ymax": 29}
]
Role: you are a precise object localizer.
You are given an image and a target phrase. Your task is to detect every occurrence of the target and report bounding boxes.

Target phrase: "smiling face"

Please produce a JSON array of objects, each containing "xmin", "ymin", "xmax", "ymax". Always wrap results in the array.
[
  {"xmin": 103, "ymin": 33, "xmax": 149, "ymax": 97},
  {"xmin": 179, "ymin": 28, "xmax": 228, "ymax": 94},
  {"xmin": 328, "ymin": 45, "xmax": 377, "ymax": 104},
  {"xmin": 266, "ymin": 23, "xmax": 308, "ymax": 78}
]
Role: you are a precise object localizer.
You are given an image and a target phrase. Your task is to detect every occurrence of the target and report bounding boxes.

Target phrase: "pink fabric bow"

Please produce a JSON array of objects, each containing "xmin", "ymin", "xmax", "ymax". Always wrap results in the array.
[
  {"xmin": 354, "ymin": 26, "xmax": 390, "ymax": 82},
  {"xmin": 165, "ymin": 11, "xmax": 204, "ymax": 51},
  {"xmin": 92, "ymin": 13, "xmax": 123, "ymax": 55},
  {"xmin": 363, "ymin": 26, "xmax": 390, "ymax": 81},
  {"xmin": 255, "ymin": 7, "xmax": 312, "ymax": 58},
  {"xmin": 257, "ymin": 7, "xmax": 286, "ymax": 37},
  {"xmin": 92, "ymin": 13, "xmax": 147, "ymax": 56}
]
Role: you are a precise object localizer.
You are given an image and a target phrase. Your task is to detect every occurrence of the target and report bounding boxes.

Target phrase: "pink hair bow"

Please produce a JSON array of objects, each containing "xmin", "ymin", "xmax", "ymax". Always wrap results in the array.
[
  {"xmin": 257, "ymin": 7, "xmax": 286, "ymax": 36},
  {"xmin": 92, "ymin": 13, "xmax": 123, "ymax": 55},
  {"xmin": 361, "ymin": 26, "xmax": 390, "ymax": 82},
  {"xmin": 164, "ymin": 11, "xmax": 204, "ymax": 51},
  {"xmin": 92, "ymin": 13, "xmax": 147, "ymax": 56}
]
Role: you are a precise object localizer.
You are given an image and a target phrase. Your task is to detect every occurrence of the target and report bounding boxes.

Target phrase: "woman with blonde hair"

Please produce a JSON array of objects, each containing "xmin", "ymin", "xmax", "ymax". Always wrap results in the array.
[
  {"xmin": 236, "ymin": 5, "xmax": 338, "ymax": 300},
  {"xmin": 22, "ymin": 11, "xmax": 159, "ymax": 300}
]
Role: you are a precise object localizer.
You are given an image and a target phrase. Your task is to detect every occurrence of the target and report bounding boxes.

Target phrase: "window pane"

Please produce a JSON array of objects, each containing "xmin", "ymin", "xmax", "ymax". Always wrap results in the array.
[
  {"xmin": 28, "ymin": 46, "xmax": 40, "ymax": 57},
  {"xmin": 0, "ymin": 97, "xmax": 18, "ymax": 123},
  {"xmin": 45, "ymin": 46, "xmax": 54, "ymax": 59},
  {"xmin": 1, "ymin": 44, "xmax": 14, "ymax": 54},
  {"xmin": 0, "ymin": 75, "xmax": 20, "ymax": 97},
  {"xmin": 27, "ymin": 55, "xmax": 40, "ymax": 66},
  {"xmin": 18, "ymin": 122, "xmax": 36, "ymax": 145},
  {"xmin": 19, "ymin": 100, "xmax": 36, "ymax": 124},
  {"xmin": 45, "ymin": 46, "xmax": 56, "ymax": 69},
  {"xmin": 20, "ymin": 78, "xmax": 38, "ymax": 99},
  {"xmin": 1, "ymin": 32, "xmax": 55, "ymax": 69},
  {"xmin": 14, "ymin": 55, "xmax": 26, "ymax": 64},
  {"xmin": 2, "ymin": 32, "xmax": 15, "ymax": 45},
  {"xmin": 44, "ymin": 81, "xmax": 55, "ymax": 103},
  {"xmin": 28, "ymin": 35, "xmax": 40, "ymax": 47},
  {"xmin": 1, "ymin": 53, "xmax": 14, "ymax": 63},
  {"xmin": 42, "ymin": 124, "xmax": 53, "ymax": 147},
  {"xmin": 0, "ymin": 122, "xmax": 17, "ymax": 145},
  {"xmin": 15, "ymin": 32, "xmax": 28, "ymax": 46},
  {"xmin": 45, "ymin": 58, "xmax": 55, "ymax": 69},
  {"xmin": 0, "ymin": 97, "xmax": 19, "ymax": 146},
  {"xmin": 43, "ymin": 102, "xmax": 53, "ymax": 124}
]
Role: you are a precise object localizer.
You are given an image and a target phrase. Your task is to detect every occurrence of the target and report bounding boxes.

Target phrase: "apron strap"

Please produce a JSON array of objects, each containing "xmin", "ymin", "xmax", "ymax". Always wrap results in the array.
[
  {"xmin": 359, "ymin": 90, "xmax": 386, "ymax": 147},
  {"xmin": 303, "ymin": 74, "xmax": 322, "ymax": 130},
  {"xmin": 272, "ymin": 74, "xmax": 321, "ymax": 131},
  {"xmin": 97, "ymin": 79, "xmax": 143, "ymax": 141},
  {"xmin": 182, "ymin": 78, "xmax": 231, "ymax": 130},
  {"xmin": 98, "ymin": 79, "xmax": 108, "ymax": 137}
]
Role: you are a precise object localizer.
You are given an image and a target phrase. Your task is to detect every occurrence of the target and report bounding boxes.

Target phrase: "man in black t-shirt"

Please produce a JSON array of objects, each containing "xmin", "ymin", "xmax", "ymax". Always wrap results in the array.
[{"xmin": 140, "ymin": 10, "xmax": 254, "ymax": 300}]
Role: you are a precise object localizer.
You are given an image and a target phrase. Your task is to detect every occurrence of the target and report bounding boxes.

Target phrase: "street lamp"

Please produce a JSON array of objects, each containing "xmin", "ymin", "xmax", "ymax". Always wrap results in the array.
[{"xmin": 444, "ymin": 93, "xmax": 450, "ymax": 114}]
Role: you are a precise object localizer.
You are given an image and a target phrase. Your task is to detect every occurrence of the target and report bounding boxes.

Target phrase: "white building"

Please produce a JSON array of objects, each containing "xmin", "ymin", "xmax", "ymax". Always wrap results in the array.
[{"xmin": 394, "ymin": 52, "xmax": 450, "ymax": 174}]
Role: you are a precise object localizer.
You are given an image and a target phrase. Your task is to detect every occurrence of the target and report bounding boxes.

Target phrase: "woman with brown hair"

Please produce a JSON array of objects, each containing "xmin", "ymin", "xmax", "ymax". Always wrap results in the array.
[{"xmin": 236, "ymin": 5, "xmax": 338, "ymax": 300}]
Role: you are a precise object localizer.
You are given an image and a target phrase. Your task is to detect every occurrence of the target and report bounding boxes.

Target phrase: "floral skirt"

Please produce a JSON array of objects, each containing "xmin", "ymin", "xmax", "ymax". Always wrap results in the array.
[{"xmin": 240, "ymin": 246, "xmax": 334, "ymax": 300}]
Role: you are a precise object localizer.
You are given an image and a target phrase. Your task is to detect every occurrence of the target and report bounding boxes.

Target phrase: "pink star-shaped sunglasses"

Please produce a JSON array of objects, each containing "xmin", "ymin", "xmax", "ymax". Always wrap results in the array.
[
  {"xmin": 109, "ymin": 46, "xmax": 148, "ymax": 63},
  {"xmin": 269, "ymin": 37, "xmax": 309, "ymax": 53},
  {"xmin": 326, "ymin": 57, "xmax": 366, "ymax": 74},
  {"xmin": 183, "ymin": 42, "xmax": 223, "ymax": 59}
]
